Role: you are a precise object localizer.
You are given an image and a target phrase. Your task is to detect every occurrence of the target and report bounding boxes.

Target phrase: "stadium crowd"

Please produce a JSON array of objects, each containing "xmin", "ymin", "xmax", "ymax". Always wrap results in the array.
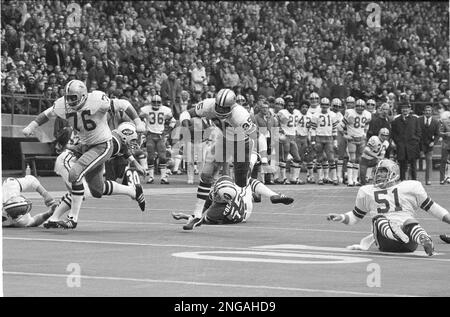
[{"xmin": 2, "ymin": 0, "xmax": 450, "ymax": 185}]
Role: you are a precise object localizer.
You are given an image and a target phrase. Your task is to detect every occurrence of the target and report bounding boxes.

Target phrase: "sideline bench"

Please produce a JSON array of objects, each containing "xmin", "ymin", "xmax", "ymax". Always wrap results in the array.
[{"xmin": 20, "ymin": 142, "xmax": 57, "ymax": 176}]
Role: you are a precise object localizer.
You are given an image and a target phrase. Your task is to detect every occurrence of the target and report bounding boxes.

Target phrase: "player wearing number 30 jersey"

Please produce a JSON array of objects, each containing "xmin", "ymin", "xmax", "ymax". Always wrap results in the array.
[
  {"xmin": 23, "ymin": 80, "xmax": 146, "ymax": 229},
  {"xmin": 327, "ymin": 159, "xmax": 450, "ymax": 256}
]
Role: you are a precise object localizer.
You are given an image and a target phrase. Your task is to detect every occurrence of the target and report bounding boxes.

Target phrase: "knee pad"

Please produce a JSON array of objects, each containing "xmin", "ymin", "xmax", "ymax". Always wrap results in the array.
[
  {"xmin": 68, "ymin": 164, "xmax": 84, "ymax": 183},
  {"xmin": 133, "ymin": 149, "xmax": 147, "ymax": 160}
]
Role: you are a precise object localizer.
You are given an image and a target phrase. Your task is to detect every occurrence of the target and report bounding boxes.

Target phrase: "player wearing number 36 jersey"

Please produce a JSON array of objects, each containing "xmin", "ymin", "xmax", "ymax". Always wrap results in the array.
[
  {"xmin": 327, "ymin": 159, "xmax": 450, "ymax": 256},
  {"xmin": 22, "ymin": 80, "xmax": 146, "ymax": 229}
]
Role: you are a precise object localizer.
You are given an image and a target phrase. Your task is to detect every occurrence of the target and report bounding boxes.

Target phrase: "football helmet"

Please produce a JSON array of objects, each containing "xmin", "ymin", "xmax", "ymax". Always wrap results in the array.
[
  {"xmin": 151, "ymin": 95, "xmax": 162, "ymax": 110},
  {"xmin": 284, "ymin": 95, "xmax": 295, "ymax": 112},
  {"xmin": 331, "ymin": 98, "xmax": 342, "ymax": 112},
  {"xmin": 212, "ymin": 175, "xmax": 238, "ymax": 203},
  {"xmin": 345, "ymin": 96, "xmax": 355, "ymax": 109},
  {"xmin": 310, "ymin": 92, "xmax": 320, "ymax": 106},
  {"xmin": 378, "ymin": 128, "xmax": 390, "ymax": 142},
  {"xmin": 215, "ymin": 88, "xmax": 236, "ymax": 118},
  {"xmin": 116, "ymin": 122, "xmax": 139, "ymax": 150},
  {"xmin": 355, "ymin": 99, "xmax": 366, "ymax": 114},
  {"xmin": 320, "ymin": 97, "xmax": 330, "ymax": 112},
  {"xmin": 64, "ymin": 79, "xmax": 88, "ymax": 111},
  {"xmin": 236, "ymin": 94, "xmax": 246, "ymax": 106},
  {"xmin": 373, "ymin": 159, "xmax": 400, "ymax": 188},
  {"xmin": 3, "ymin": 195, "xmax": 32, "ymax": 219},
  {"xmin": 367, "ymin": 99, "xmax": 376, "ymax": 110},
  {"xmin": 275, "ymin": 97, "xmax": 285, "ymax": 107}
]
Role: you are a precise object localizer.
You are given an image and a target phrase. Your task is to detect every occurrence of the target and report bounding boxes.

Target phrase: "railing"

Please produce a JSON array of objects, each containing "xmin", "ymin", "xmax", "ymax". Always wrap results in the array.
[{"xmin": 1, "ymin": 93, "xmax": 57, "ymax": 125}]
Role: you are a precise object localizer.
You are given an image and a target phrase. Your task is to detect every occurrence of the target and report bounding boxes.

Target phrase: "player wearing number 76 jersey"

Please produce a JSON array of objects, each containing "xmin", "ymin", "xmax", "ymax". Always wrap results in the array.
[
  {"xmin": 22, "ymin": 80, "xmax": 146, "ymax": 229},
  {"xmin": 327, "ymin": 159, "xmax": 450, "ymax": 256}
]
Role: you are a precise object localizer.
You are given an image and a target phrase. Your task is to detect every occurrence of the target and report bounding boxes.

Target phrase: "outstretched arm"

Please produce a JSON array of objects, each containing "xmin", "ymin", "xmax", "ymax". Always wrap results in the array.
[{"xmin": 22, "ymin": 107, "xmax": 55, "ymax": 136}]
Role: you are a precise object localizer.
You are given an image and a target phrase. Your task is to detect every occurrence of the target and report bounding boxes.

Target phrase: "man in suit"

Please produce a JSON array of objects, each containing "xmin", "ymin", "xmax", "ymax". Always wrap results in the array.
[
  {"xmin": 419, "ymin": 105, "xmax": 440, "ymax": 185},
  {"xmin": 391, "ymin": 103, "xmax": 422, "ymax": 181},
  {"xmin": 439, "ymin": 108, "xmax": 450, "ymax": 184}
]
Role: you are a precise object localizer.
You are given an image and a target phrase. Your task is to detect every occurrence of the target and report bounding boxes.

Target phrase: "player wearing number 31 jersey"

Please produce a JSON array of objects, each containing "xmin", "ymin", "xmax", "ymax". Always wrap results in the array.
[
  {"xmin": 327, "ymin": 159, "xmax": 450, "ymax": 256},
  {"xmin": 23, "ymin": 80, "xmax": 146, "ymax": 229}
]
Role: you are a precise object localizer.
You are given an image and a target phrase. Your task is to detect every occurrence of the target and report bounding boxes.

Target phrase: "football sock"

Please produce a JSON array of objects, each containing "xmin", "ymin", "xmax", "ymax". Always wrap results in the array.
[
  {"xmin": 337, "ymin": 159, "xmax": 343, "ymax": 180},
  {"xmin": 323, "ymin": 162, "xmax": 329, "ymax": 179},
  {"xmin": 249, "ymin": 178, "xmax": 276, "ymax": 198},
  {"xmin": 290, "ymin": 162, "xmax": 300, "ymax": 181},
  {"xmin": 103, "ymin": 180, "xmax": 135, "ymax": 198},
  {"xmin": 187, "ymin": 162, "xmax": 195, "ymax": 182},
  {"xmin": 173, "ymin": 155, "xmax": 182, "ymax": 172},
  {"xmin": 306, "ymin": 162, "xmax": 314, "ymax": 176},
  {"xmin": 48, "ymin": 193, "xmax": 72, "ymax": 222},
  {"xmin": 160, "ymin": 164, "xmax": 167, "ymax": 180},
  {"xmin": 194, "ymin": 179, "xmax": 211, "ymax": 218},
  {"xmin": 353, "ymin": 163, "xmax": 359, "ymax": 183},
  {"xmin": 347, "ymin": 162, "xmax": 354, "ymax": 183},
  {"xmin": 329, "ymin": 161, "xmax": 337, "ymax": 180},
  {"xmin": 409, "ymin": 224, "xmax": 430, "ymax": 244},
  {"xmin": 68, "ymin": 182, "xmax": 84, "ymax": 222},
  {"xmin": 279, "ymin": 162, "xmax": 286, "ymax": 180},
  {"xmin": 317, "ymin": 164, "xmax": 323, "ymax": 180}
]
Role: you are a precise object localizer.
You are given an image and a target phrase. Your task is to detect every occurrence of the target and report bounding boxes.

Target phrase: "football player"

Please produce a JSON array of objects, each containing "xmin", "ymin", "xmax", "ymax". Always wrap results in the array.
[
  {"xmin": 327, "ymin": 159, "xmax": 450, "ymax": 256},
  {"xmin": 140, "ymin": 95, "xmax": 176, "ymax": 184},
  {"xmin": 296, "ymin": 100, "xmax": 312, "ymax": 183},
  {"xmin": 332, "ymin": 98, "xmax": 347, "ymax": 184},
  {"xmin": 22, "ymin": 80, "xmax": 146, "ymax": 229},
  {"xmin": 359, "ymin": 128, "xmax": 390, "ymax": 185},
  {"xmin": 172, "ymin": 175, "xmax": 294, "ymax": 228},
  {"xmin": 341, "ymin": 99, "xmax": 372, "ymax": 186},
  {"xmin": 277, "ymin": 95, "xmax": 303, "ymax": 184},
  {"xmin": 178, "ymin": 88, "xmax": 263, "ymax": 230},
  {"xmin": 2, "ymin": 175, "xmax": 57, "ymax": 227},
  {"xmin": 48, "ymin": 122, "xmax": 147, "ymax": 227},
  {"xmin": 307, "ymin": 92, "xmax": 321, "ymax": 117},
  {"xmin": 310, "ymin": 98, "xmax": 339, "ymax": 185}
]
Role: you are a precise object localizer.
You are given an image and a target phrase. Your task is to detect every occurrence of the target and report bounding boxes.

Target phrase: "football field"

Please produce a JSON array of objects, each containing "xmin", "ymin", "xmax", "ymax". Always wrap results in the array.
[{"xmin": 3, "ymin": 175, "xmax": 450, "ymax": 297}]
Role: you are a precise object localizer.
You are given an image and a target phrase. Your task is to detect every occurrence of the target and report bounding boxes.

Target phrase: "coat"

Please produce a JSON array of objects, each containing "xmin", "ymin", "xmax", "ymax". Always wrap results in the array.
[
  {"xmin": 391, "ymin": 114, "xmax": 422, "ymax": 160},
  {"xmin": 418, "ymin": 115, "xmax": 440, "ymax": 153}
]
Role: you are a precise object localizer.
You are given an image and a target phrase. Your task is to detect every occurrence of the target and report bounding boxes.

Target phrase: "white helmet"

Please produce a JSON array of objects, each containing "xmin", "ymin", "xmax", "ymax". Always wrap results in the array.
[
  {"xmin": 215, "ymin": 89, "xmax": 236, "ymax": 118},
  {"xmin": 355, "ymin": 99, "xmax": 366, "ymax": 113},
  {"xmin": 65, "ymin": 79, "xmax": 88, "ymax": 111},
  {"xmin": 331, "ymin": 98, "xmax": 342, "ymax": 110},
  {"xmin": 378, "ymin": 128, "xmax": 390, "ymax": 142},
  {"xmin": 212, "ymin": 175, "xmax": 238, "ymax": 203},
  {"xmin": 151, "ymin": 95, "xmax": 162, "ymax": 110},
  {"xmin": 275, "ymin": 97, "xmax": 285, "ymax": 106},
  {"xmin": 346, "ymin": 96, "xmax": 356, "ymax": 109},
  {"xmin": 3, "ymin": 195, "xmax": 32, "ymax": 219},
  {"xmin": 310, "ymin": 92, "xmax": 320, "ymax": 106},
  {"xmin": 373, "ymin": 159, "xmax": 400, "ymax": 189},
  {"xmin": 236, "ymin": 94, "xmax": 246, "ymax": 105},
  {"xmin": 320, "ymin": 97, "xmax": 330, "ymax": 109},
  {"xmin": 116, "ymin": 122, "xmax": 138, "ymax": 150}
]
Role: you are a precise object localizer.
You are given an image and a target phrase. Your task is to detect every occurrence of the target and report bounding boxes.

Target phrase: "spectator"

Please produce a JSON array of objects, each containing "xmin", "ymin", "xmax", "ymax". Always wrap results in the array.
[
  {"xmin": 191, "ymin": 59, "xmax": 206, "ymax": 93},
  {"xmin": 257, "ymin": 78, "xmax": 275, "ymax": 99},
  {"xmin": 419, "ymin": 105, "xmax": 440, "ymax": 185},
  {"xmin": 45, "ymin": 42, "xmax": 65, "ymax": 70},
  {"xmin": 367, "ymin": 103, "xmax": 391, "ymax": 139},
  {"xmin": 391, "ymin": 103, "xmax": 422, "ymax": 181},
  {"xmin": 439, "ymin": 106, "xmax": 450, "ymax": 184},
  {"xmin": 160, "ymin": 70, "xmax": 182, "ymax": 118}
]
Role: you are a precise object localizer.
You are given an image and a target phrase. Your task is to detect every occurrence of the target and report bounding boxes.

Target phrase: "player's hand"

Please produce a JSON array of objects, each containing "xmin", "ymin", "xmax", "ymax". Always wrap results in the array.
[
  {"xmin": 44, "ymin": 197, "xmax": 57, "ymax": 208},
  {"xmin": 132, "ymin": 161, "xmax": 146, "ymax": 175},
  {"xmin": 344, "ymin": 134, "xmax": 352, "ymax": 140},
  {"xmin": 135, "ymin": 120, "xmax": 146, "ymax": 134},
  {"xmin": 22, "ymin": 124, "xmax": 35, "ymax": 137},
  {"xmin": 333, "ymin": 139, "xmax": 338, "ymax": 149},
  {"xmin": 326, "ymin": 213, "xmax": 345, "ymax": 222}
]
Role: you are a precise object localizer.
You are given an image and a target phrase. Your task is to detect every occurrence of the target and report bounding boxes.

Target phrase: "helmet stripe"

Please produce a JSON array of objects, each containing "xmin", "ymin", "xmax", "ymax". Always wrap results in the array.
[{"xmin": 219, "ymin": 89, "xmax": 229, "ymax": 108}]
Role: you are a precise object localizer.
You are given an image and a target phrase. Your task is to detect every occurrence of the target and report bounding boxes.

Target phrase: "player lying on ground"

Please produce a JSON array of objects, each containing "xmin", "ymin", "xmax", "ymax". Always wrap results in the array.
[
  {"xmin": 172, "ymin": 175, "xmax": 294, "ymax": 230},
  {"xmin": 327, "ymin": 159, "xmax": 450, "ymax": 256},
  {"xmin": 2, "ymin": 176, "xmax": 57, "ymax": 227},
  {"xmin": 45, "ymin": 122, "xmax": 146, "ymax": 229}
]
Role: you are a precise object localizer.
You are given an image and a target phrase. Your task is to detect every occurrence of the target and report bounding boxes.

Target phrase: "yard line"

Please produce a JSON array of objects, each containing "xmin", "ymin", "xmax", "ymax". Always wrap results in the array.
[
  {"xmin": 4, "ymin": 237, "xmax": 450, "ymax": 263},
  {"xmin": 3, "ymin": 271, "xmax": 418, "ymax": 297}
]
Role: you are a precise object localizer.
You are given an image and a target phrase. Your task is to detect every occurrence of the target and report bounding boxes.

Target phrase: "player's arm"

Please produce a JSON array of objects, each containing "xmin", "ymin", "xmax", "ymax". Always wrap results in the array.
[
  {"xmin": 327, "ymin": 188, "xmax": 368, "ymax": 225},
  {"xmin": 419, "ymin": 195, "xmax": 450, "ymax": 224},
  {"xmin": 22, "ymin": 106, "xmax": 57, "ymax": 136},
  {"xmin": 127, "ymin": 155, "xmax": 146, "ymax": 175},
  {"xmin": 25, "ymin": 205, "xmax": 57, "ymax": 227},
  {"xmin": 18, "ymin": 175, "xmax": 56, "ymax": 207},
  {"xmin": 363, "ymin": 137, "xmax": 379, "ymax": 159},
  {"xmin": 309, "ymin": 116, "xmax": 317, "ymax": 144},
  {"xmin": 113, "ymin": 99, "xmax": 145, "ymax": 133},
  {"xmin": 332, "ymin": 115, "xmax": 338, "ymax": 147}
]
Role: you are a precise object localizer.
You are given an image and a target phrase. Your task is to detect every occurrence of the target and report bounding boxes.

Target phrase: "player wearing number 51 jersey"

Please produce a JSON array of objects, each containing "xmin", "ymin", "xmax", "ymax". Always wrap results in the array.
[
  {"xmin": 327, "ymin": 159, "xmax": 450, "ymax": 256},
  {"xmin": 23, "ymin": 80, "xmax": 146, "ymax": 229}
]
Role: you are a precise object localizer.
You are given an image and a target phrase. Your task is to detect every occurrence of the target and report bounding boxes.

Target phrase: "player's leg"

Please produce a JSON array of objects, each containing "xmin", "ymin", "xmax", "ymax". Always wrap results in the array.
[
  {"xmin": 402, "ymin": 219, "xmax": 434, "ymax": 256},
  {"xmin": 315, "ymin": 143, "xmax": 325, "ymax": 184},
  {"xmin": 336, "ymin": 133, "xmax": 346, "ymax": 184},
  {"xmin": 248, "ymin": 178, "xmax": 294, "ymax": 204},
  {"xmin": 325, "ymin": 141, "xmax": 337, "ymax": 185},
  {"xmin": 347, "ymin": 142, "xmax": 356, "ymax": 186},
  {"xmin": 233, "ymin": 138, "xmax": 253, "ymax": 187},
  {"xmin": 185, "ymin": 141, "xmax": 195, "ymax": 184},
  {"xmin": 63, "ymin": 142, "xmax": 113, "ymax": 228},
  {"xmin": 359, "ymin": 157, "xmax": 370, "ymax": 186},
  {"xmin": 353, "ymin": 141, "xmax": 365, "ymax": 185},
  {"xmin": 278, "ymin": 139, "xmax": 290, "ymax": 183},
  {"xmin": 371, "ymin": 215, "xmax": 417, "ymax": 252},
  {"xmin": 289, "ymin": 137, "xmax": 302, "ymax": 184},
  {"xmin": 157, "ymin": 136, "xmax": 169, "ymax": 184},
  {"xmin": 145, "ymin": 134, "xmax": 157, "ymax": 184},
  {"xmin": 101, "ymin": 173, "xmax": 146, "ymax": 212}
]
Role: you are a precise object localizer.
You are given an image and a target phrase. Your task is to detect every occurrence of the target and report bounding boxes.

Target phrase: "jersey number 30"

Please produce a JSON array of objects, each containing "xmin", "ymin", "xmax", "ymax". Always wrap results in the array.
[{"xmin": 374, "ymin": 188, "xmax": 402, "ymax": 213}]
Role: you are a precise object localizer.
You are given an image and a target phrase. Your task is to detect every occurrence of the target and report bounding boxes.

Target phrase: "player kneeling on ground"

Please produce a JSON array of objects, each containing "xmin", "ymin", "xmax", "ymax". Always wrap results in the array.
[
  {"xmin": 327, "ymin": 159, "xmax": 450, "ymax": 256},
  {"xmin": 172, "ymin": 175, "xmax": 294, "ymax": 230},
  {"xmin": 2, "ymin": 176, "xmax": 57, "ymax": 227}
]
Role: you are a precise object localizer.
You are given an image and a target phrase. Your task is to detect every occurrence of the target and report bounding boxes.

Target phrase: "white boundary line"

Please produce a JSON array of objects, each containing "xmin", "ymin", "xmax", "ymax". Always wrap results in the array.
[{"xmin": 2, "ymin": 271, "xmax": 418, "ymax": 297}]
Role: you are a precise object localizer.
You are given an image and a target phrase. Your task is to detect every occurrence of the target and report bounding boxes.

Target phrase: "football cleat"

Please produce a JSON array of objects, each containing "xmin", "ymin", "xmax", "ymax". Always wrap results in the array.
[
  {"xmin": 176, "ymin": 170, "xmax": 182, "ymax": 175},
  {"xmin": 347, "ymin": 182, "xmax": 355, "ymax": 187},
  {"xmin": 274, "ymin": 179, "xmax": 284, "ymax": 184},
  {"xmin": 57, "ymin": 217, "xmax": 77, "ymax": 229},
  {"xmin": 146, "ymin": 177, "xmax": 154, "ymax": 184},
  {"xmin": 439, "ymin": 234, "xmax": 450, "ymax": 244},
  {"xmin": 270, "ymin": 194, "xmax": 294, "ymax": 205},
  {"xmin": 419, "ymin": 234, "xmax": 434, "ymax": 256},
  {"xmin": 333, "ymin": 179, "xmax": 339, "ymax": 186},
  {"xmin": 296, "ymin": 178, "xmax": 305, "ymax": 185},
  {"xmin": 172, "ymin": 212, "xmax": 191, "ymax": 221},
  {"xmin": 43, "ymin": 220, "xmax": 63, "ymax": 229},
  {"xmin": 283, "ymin": 179, "xmax": 291, "ymax": 185},
  {"xmin": 307, "ymin": 176, "xmax": 315, "ymax": 184},
  {"xmin": 183, "ymin": 216, "xmax": 203, "ymax": 230},
  {"xmin": 135, "ymin": 184, "xmax": 145, "ymax": 211},
  {"xmin": 253, "ymin": 192, "xmax": 262, "ymax": 203},
  {"xmin": 318, "ymin": 179, "xmax": 324, "ymax": 185},
  {"xmin": 161, "ymin": 178, "xmax": 170, "ymax": 185},
  {"xmin": 187, "ymin": 180, "xmax": 194, "ymax": 185}
]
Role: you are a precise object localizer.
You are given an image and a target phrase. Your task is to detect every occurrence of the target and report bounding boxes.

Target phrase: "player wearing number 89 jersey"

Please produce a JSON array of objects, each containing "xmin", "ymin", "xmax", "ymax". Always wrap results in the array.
[
  {"xmin": 140, "ymin": 95, "xmax": 175, "ymax": 184},
  {"xmin": 22, "ymin": 80, "xmax": 146, "ymax": 229}
]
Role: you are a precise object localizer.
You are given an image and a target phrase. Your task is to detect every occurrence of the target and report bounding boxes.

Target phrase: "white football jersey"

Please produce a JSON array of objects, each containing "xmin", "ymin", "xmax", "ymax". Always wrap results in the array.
[
  {"xmin": 334, "ymin": 111, "xmax": 345, "ymax": 133},
  {"xmin": 361, "ymin": 136, "xmax": 389, "ymax": 160},
  {"xmin": 353, "ymin": 181, "xmax": 432, "ymax": 224},
  {"xmin": 140, "ymin": 105, "xmax": 173, "ymax": 134},
  {"xmin": 48, "ymin": 90, "xmax": 111, "ymax": 145},
  {"xmin": 278, "ymin": 109, "xmax": 301, "ymax": 136},
  {"xmin": 310, "ymin": 110, "xmax": 338, "ymax": 137},
  {"xmin": 296, "ymin": 112, "xmax": 311, "ymax": 137},
  {"xmin": 342, "ymin": 109, "xmax": 372, "ymax": 138},
  {"xmin": 194, "ymin": 99, "xmax": 255, "ymax": 141},
  {"xmin": 307, "ymin": 106, "xmax": 322, "ymax": 117}
]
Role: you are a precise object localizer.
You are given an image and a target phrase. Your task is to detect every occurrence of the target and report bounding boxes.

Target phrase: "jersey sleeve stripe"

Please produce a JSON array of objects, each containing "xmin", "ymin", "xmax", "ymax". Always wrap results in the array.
[
  {"xmin": 110, "ymin": 100, "xmax": 116, "ymax": 117},
  {"xmin": 420, "ymin": 197, "xmax": 434, "ymax": 211},
  {"xmin": 352, "ymin": 206, "xmax": 367, "ymax": 219}
]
